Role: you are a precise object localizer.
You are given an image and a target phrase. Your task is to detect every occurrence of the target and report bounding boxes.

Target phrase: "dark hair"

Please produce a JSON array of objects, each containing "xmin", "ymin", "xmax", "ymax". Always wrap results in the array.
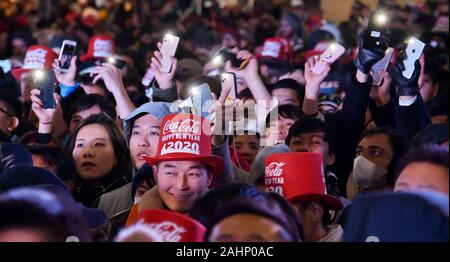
[
  {"xmin": 285, "ymin": 117, "xmax": 336, "ymax": 155},
  {"xmin": 237, "ymin": 88, "xmax": 254, "ymax": 102},
  {"xmin": 190, "ymin": 183, "xmax": 265, "ymax": 228},
  {"xmin": 67, "ymin": 113, "xmax": 132, "ymax": 182},
  {"xmin": 299, "ymin": 201, "xmax": 332, "ymax": 226},
  {"xmin": 0, "ymin": 188, "xmax": 90, "ymax": 241},
  {"xmin": 65, "ymin": 94, "xmax": 117, "ymax": 127},
  {"xmin": 131, "ymin": 163, "xmax": 155, "ymax": 199},
  {"xmin": 0, "ymin": 89, "xmax": 23, "ymax": 120},
  {"xmin": 26, "ymin": 144, "xmax": 76, "ymax": 182},
  {"xmin": 268, "ymin": 79, "xmax": 305, "ymax": 106},
  {"xmin": 265, "ymin": 104, "xmax": 304, "ymax": 128},
  {"xmin": 204, "ymin": 198, "xmax": 299, "ymax": 242},
  {"xmin": 359, "ymin": 127, "xmax": 408, "ymax": 185},
  {"xmin": 394, "ymin": 144, "xmax": 449, "ymax": 182}
]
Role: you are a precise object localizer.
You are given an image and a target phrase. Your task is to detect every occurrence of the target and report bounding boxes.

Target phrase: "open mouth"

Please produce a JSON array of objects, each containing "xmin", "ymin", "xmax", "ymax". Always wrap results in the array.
[
  {"xmin": 170, "ymin": 192, "xmax": 192, "ymax": 200},
  {"xmin": 136, "ymin": 153, "xmax": 150, "ymax": 160}
]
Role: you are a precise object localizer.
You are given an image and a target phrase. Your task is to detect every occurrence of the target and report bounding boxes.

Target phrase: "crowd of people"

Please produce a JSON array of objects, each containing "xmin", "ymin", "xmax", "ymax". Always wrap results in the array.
[{"xmin": 0, "ymin": 0, "xmax": 448, "ymax": 242}]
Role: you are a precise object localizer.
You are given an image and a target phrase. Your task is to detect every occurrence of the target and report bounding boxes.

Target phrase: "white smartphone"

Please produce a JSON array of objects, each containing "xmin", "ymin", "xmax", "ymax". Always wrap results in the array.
[
  {"xmin": 141, "ymin": 67, "xmax": 155, "ymax": 87},
  {"xmin": 58, "ymin": 40, "xmax": 77, "ymax": 73},
  {"xmin": 189, "ymin": 83, "xmax": 214, "ymax": 117},
  {"xmin": 402, "ymin": 37, "xmax": 425, "ymax": 79},
  {"xmin": 221, "ymin": 72, "xmax": 237, "ymax": 103},
  {"xmin": 311, "ymin": 43, "xmax": 345, "ymax": 74},
  {"xmin": 160, "ymin": 33, "xmax": 180, "ymax": 73},
  {"xmin": 371, "ymin": 47, "xmax": 394, "ymax": 86}
]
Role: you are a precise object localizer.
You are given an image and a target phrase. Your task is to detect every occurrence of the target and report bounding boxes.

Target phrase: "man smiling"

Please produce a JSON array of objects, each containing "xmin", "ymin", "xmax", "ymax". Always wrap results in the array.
[{"xmin": 140, "ymin": 114, "xmax": 224, "ymax": 214}]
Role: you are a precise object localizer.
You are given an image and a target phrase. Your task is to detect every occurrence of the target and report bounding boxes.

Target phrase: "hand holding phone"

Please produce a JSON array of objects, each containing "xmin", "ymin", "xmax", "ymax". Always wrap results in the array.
[
  {"xmin": 34, "ymin": 70, "xmax": 56, "ymax": 109},
  {"xmin": 221, "ymin": 72, "xmax": 238, "ymax": 103},
  {"xmin": 160, "ymin": 34, "xmax": 180, "ymax": 73},
  {"xmin": 311, "ymin": 43, "xmax": 345, "ymax": 74},
  {"xmin": 366, "ymin": 12, "xmax": 390, "ymax": 49},
  {"xmin": 58, "ymin": 40, "xmax": 77, "ymax": 73},
  {"xmin": 371, "ymin": 47, "xmax": 394, "ymax": 86},
  {"xmin": 402, "ymin": 37, "xmax": 425, "ymax": 79},
  {"xmin": 213, "ymin": 47, "xmax": 249, "ymax": 69},
  {"xmin": 189, "ymin": 83, "xmax": 214, "ymax": 117},
  {"xmin": 104, "ymin": 56, "xmax": 127, "ymax": 69}
]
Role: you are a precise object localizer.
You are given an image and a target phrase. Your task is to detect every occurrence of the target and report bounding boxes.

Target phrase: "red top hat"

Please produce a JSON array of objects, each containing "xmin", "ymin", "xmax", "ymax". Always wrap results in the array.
[
  {"xmin": 265, "ymin": 152, "xmax": 342, "ymax": 210},
  {"xmin": 79, "ymin": 35, "xmax": 114, "ymax": 62},
  {"xmin": 138, "ymin": 209, "xmax": 206, "ymax": 242},
  {"xmin": 144, "ymin": 114, "xmax": 224, "ymax": 180},
  {"xmin": 257, "ymin": 37, "xmax": 293, "ymax": 63},
  {"xmin": 11, "ymin": 45, "xmax": 58, "ymax": 80}
]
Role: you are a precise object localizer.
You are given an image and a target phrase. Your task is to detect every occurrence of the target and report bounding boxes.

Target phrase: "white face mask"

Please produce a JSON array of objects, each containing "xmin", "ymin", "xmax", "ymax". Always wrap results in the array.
[
  {"xmin": 352, "ymin": 155, "xmax": 388, "ymax": 191},
  {"xmin": 134, "ymin": 197, "xmax": 141, "ymax": 204}
]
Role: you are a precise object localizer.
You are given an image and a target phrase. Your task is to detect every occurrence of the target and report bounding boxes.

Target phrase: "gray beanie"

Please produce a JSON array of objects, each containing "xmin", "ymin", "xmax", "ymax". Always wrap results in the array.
[{"xmin": 250, "ymin": 144, "xmax": 290, "ymax": 183}]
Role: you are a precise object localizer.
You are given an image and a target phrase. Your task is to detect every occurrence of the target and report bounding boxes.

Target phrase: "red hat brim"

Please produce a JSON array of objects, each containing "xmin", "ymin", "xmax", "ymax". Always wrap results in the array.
[
  {"xmin": 11, "ymin": 68, "xmax": 32, "ymax": 80},
  {"xmin": 289, "ymin": 193, "xmax": 343, "ymax": 210},
  {"xmin": 144, "ymin": 155, "xmax": 225, "ymax": 181}
]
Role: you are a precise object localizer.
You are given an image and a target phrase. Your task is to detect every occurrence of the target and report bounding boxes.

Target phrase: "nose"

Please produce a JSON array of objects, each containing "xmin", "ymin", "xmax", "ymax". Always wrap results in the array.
[
  {"xmin": 138, "ymin": 135, "xmax": 150, "ymax": 147},
  {"xmin": 82, "ymin": 144, "xmax": 95, "ymax": 158},
  {"xmin": 175, "ymin": 173, "xmax": 189, "ymax": 191}
]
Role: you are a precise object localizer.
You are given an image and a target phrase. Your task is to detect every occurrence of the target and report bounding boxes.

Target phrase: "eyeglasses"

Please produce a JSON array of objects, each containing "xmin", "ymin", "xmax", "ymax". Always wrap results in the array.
[{"xmin": 0, "ymin": 107, "xmax": 13, "ymax": 117}]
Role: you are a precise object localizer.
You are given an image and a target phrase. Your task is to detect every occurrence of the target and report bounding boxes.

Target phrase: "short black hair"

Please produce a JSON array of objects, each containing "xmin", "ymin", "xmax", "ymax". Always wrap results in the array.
[
  {"xmin": 268, "ymin": 79, "xmax": 305, "ymax": 105},
  {"xmin": 26, "ymin": 144, "xmax": 76, "ymax": 182},
  {"xmin": 285, "ymin": 117, "xmax": 336, "ymax": 155},
  {"xmin": 360, "ymin": 127, "xmax": 408, "ymax": 185},
  {"xmin": 265, "ymin": 104, "xmax": 304, "ymax": 128},
  {"xmin": 0, "ymin": 89, "xmax": 23, "ymax": 120},
  {"xmin": 65, "ymin": 94, "xmax": 117, "ymax": 126},
  {"xmin": 395, "ymin": 144, "xmax": 449, "ymax": 182}
]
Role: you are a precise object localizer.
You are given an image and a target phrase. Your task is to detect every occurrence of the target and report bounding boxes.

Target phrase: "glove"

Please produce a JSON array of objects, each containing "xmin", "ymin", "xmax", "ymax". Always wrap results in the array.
[
  {"xmin": 388, "ymin": 51, "xmax": 421, "ymax": 97},
  {"xmin": 354, "ymin": 30, "xmax": 390, "ymax": 74}
]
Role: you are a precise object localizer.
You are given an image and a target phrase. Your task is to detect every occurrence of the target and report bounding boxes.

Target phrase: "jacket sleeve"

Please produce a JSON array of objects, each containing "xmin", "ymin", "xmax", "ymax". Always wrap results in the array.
[
  {"xmin": 393, "ymin": 95, "xmax": 431, "ymax": 140},
  {"xmin": 151, "ymin": 82, "xmax": 178, "ymax": 102},
  {"xmin": 368, "ymin": 99, "xmax": 395, "ymax": 128}
]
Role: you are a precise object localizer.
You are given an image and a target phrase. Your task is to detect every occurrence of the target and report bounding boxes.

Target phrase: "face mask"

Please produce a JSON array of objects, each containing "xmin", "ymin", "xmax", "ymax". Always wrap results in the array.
[
  {"xmin": 352, "ymin": 156, "xmax": 388, "ymax": 191},
  {"xmin": 134, "ymin": 197, "xmax": 141, "ymax": 204}
]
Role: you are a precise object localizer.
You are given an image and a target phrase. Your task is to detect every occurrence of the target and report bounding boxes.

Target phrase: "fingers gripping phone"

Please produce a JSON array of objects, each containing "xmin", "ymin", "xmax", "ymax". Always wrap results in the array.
[
  {"xmin": 189, "ymin": 83, "xmax": 214, "ymax": 117},
  {"xmin": 105, "ymin": 56, "xmax": 127, "ymax": 69},
  {"xmin": 402, "ymin": 37, "xmax": 425, "ymax": 79},
  {"xmin": 160, "ymin": 33, "xmax": 180, "ymax": 73},
  {"xmin": 34, "ymin": 70, "xmax": 56, "ymax": 109},
  {"xmin": 311, "ymin": 43, "xmax": 345, "ymax": 74},
  {"xmin": 58, "ymin": 40, "xmax": 77, "ymax": 73},
  {"xmin": 371, "ymin": 47, "xmax": 394, "ymax": 86},
  {"xmin": 213, "ymin": 47, "xmax": 249, "ymax": 69},
  {"xmin": 366, "ymin": 12, "xmax": 390, "ymax": 48},
  {"xmin": 221, "ymin": 72, "xmax": 238, "ymax": 102}
]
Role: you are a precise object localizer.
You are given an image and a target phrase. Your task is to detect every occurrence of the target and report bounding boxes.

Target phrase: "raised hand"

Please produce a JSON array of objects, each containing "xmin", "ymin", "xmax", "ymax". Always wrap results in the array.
[
  {"xmin": 52, "ymin": 56, "xmax": 77, "ymax": 86},
  {"xmin": 354, "ymin": 30, "xmax": 390, "ymax": 74},
  {"xmin": 150, "ymin": 42, "xmax": 178, "ymax": 90}
]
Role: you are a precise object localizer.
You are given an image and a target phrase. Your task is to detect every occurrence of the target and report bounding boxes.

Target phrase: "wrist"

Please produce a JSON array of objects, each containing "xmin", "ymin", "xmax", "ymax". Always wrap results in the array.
[{"xmin": 158, "ymin": 80, "xmax": 174, "ymax": 90}]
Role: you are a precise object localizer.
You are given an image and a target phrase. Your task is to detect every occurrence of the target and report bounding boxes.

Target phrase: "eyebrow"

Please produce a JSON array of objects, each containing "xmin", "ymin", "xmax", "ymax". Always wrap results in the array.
[
  {"xmin": 133, "ymin": 124, "xmax": 160, "ymax": 129},
  {"xmin": 188, "ymin": 165, "xmax": 205, "ymax": 170},
  {"xmin": 162, "ymin": 164, "xmax": 177, "ymax": 168},
  {"xmin": 75, "ymin": 138, "xmax": 108, "ymax": 142}
]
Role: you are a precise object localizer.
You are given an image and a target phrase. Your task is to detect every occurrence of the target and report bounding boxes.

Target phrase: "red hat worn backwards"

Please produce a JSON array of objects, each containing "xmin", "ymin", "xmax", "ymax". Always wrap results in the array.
[
  {"xmin": 80, "ymin": 35, "xmax": 114, "ymax": 62},
  {"xmin": 11, "ymin": 45, "xmax": 58, "ymax": 80},
  {"xmin": 265, "ymin": 152, "xmax": 342, "ymax": 210},
  {"xmin": 144, "ymin": 114, "xmax": 224, "ymax": 180},
  {"xmin": 257, "ymin": 37, "xmax": 294, "ymax": 63},
  {"xmin": 138, "ymin": 209, "xmax": 206, "ymax": 242}
]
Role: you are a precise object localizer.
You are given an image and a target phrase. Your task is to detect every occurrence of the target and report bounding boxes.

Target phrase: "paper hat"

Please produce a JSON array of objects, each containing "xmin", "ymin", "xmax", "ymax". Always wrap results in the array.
[
  {"xmin": 11, "ymin": 45, "xmax": 58, "ymax": 80},
  {"xmin": 144, "ymin": 114, "xmax": 224, "ymax": 179},
  {"xmin": 138, "ymin": 208, "xmax": 206, "ymax": 242},
  {"xmin": 265, "ymin": 152, "xmax": 342, "ymax": 210},
  {"xmin": 80, "ymin": 35, "xmax": 114, "ymax": 62}
]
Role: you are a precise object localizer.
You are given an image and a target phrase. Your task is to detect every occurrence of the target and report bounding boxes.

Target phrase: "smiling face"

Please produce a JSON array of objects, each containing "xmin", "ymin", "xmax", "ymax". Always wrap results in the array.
[
  {"xmin": 72, "ymin": 124, "xmax": 116, "ymax": 180},
  {"xmin": 129, "ymin": 114, "xmax": 161, "ymax": 169},
  {"xmin": 234, "ymin": 135, "xmax": 260, "ymax": 165},
  {"xmin": 154, "ymin": 161, "xmax": 212, "ymax": 213}
]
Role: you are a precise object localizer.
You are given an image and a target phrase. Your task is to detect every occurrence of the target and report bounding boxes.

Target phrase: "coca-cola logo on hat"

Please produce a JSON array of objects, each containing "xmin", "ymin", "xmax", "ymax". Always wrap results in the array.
[
  {"xmin": 148, "ymin": 221, "xmax": 187, "ymax": 242},
  {"xmin": 23, "ymin": 49, "xmax": 47, "ymax": 69},
  {"xmin": 160, "ymin": 118, "xmax": 201, "ymax": 156},
  {"xmin": 93, "ymin": 39, "xmax": 113, "ymax": 57},
  {"xmin": 265, "ymin": 161, "xmax": 285, "ymax": 196}
]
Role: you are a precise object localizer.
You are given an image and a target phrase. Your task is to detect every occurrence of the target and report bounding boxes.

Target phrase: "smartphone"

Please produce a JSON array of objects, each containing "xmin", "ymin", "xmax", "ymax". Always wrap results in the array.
[
  {"xmin": 104, "ymin": 56, "xmax": 127, "ymax": 69},
  {"xmin": 160, "ymin": 33, "xmax": 180, "ymax": 73},
  {"xmin": 213, "ymin": 47, "xmax": 248, "ymax": 69},
  {"xmin": 0, "ymin": 59, "xmax": 12, "ymax": 74},
  {"xmin": 311, "ymin": 43, "xmax": 345, "ymax": 74},
  {"xmin": 221, "ymin": 72, "xmax": 237, "ymax": 102},
  {"xmin": 58, "ymin": 40, "xmax": 77, "ymax": 73},
  {"xmin": 34, "ymin": 70, "xmax": 56, "ymax": 109},
  {"xmin": 141, "ymin": 67, "xmax": 155, "ymax": 87},
  {"xmin": 402, "ymin": 37, "xmax": 425, "ymax": 79},
  {"xmin": 189, "ymin": 83, "xmax": 214, "ymax": 117},
  {"xmin": 371, "ymin": 47, "xmax": 394, "ymax": 86},
  {"xmin": 366, "ymin": 12, "xmax": 390, "ymax": 48}
]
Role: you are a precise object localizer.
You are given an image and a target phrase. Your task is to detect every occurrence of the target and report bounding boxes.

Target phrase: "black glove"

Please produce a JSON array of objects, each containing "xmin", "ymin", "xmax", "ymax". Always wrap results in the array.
[
  {"xmin": 389, "ymin": 51, "xmax": 421, "ymax": 97},
  {"xmin": 354, "ymin": 30, "xmax": 390, "ymax": 74}
]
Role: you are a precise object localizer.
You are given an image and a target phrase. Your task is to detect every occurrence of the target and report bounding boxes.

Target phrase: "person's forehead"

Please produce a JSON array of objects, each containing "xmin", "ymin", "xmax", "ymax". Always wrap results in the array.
[
  {"xmin": 360, "ymin": 133, "xmax": 390, "ymax": 146},
  {"xmin": 235, "ymin": 134, "xmax": 259, "ymax": 143},
  {"xmin": 159, "ymin": 160, "xmax": 207, "ymax": 169},
  {"xmin": 77, "ymin": 123, "xmax": 110, "ymax": 138},
  {"xmin": 134, "ymin": 113, "xmax": 161, "ymax": 126},
  {"xmin": 292, "ymin": 131, "xmax": 326, "ymax": 139}
]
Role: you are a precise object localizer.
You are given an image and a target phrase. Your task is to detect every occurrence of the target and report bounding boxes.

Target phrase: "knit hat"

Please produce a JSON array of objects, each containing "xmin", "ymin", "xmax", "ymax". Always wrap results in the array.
[
  {"xmin": 250, "ymin": 144, "xmax": 290, "ymax": 182},
  {"xmin": 343, "ymin": 191, "xmax": 449, "ymax": 242},
  {"xmin": 0, "ymin": 164, "xmax": 67, "ymax": 193}
]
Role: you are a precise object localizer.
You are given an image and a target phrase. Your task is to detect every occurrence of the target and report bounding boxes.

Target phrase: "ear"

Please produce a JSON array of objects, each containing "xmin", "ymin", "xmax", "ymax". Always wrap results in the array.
[
  {"xmin": 309, "ymin": 202, "xmax": 324, "ymax": 223},
  {"xmin": 152, "ymin": 165, "xmax": 158, "ymax": 184},
  {"xmin": 326, "ymin": 153, "xmax": 336, "ymax": 166},
  {"xmin": 206, "ymin": 172, "xmax": 213, "ymax": 187},
  {"xmin": 7, "ymin": 116, "xmax": 19, "ymax": 133}
]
